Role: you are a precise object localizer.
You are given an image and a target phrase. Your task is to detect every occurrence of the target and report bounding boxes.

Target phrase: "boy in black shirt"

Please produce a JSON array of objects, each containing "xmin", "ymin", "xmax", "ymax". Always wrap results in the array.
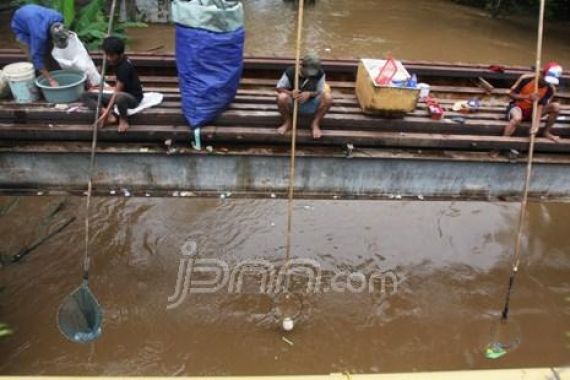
[{"xmin": 81, "ymin": 36, "xmax": 143, "ymax": 133}]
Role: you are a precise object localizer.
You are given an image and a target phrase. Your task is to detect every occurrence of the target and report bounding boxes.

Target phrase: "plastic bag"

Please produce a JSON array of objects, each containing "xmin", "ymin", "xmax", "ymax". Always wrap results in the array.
[
  {"xmin": 52, "ymin": 32, "xmax": 101, "ymax": 87},
  {"xmin": 173, "ymin": 0, "xmax": 245, "ymax": 129},
  {"xmin": 172, "ymin": 0, "xmax": 244, "ymax": 33}
]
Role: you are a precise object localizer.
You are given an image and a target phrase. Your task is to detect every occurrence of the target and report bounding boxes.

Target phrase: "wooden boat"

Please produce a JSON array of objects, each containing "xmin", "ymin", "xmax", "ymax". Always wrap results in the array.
[{"xmin": 1, "ymin": 49, "xmax": 570, "ymax": 200}]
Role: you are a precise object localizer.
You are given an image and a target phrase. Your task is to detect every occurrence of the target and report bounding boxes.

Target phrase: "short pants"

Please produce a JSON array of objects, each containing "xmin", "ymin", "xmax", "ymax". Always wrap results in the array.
[
  {"xmin": 506, "ymin": 103, "xmax": 533, "ymax": 122},
  {"xmin": 291, "ymin": 96, "xmax": 321, "ymax": 115}
]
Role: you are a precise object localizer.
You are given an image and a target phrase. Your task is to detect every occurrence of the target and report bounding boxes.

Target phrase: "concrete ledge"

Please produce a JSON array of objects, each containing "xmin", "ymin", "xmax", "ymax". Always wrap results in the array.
[{"xmin": 2, "ymin": 144, "xmax": 570, "ymax": 201}]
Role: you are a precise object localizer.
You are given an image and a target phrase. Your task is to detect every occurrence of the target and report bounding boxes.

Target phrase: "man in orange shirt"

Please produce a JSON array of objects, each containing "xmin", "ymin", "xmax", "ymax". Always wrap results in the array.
[{"xmin": 503, "ymin": 62, "xmax": 563, "ymax": 142}]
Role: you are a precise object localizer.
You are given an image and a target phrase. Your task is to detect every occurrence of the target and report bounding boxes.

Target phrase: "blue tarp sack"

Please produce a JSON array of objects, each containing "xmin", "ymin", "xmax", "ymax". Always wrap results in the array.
[{"xmin": 173, "ymin": 0, "xmax": 245, "ymax": 139}]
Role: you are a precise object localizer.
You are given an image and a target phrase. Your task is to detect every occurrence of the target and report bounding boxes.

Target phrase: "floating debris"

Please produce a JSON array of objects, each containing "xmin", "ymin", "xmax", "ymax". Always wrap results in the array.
[
  {"xmin": 485, "ymin": 342, "xmax": 507, "ymax": 360},
  {"xmin": 48, "ymin": 124, "xmax": 54, "ymax": 128},
  {"xmin": 332, "ymin": 195, "xmax": 340, "ymax": 200},
  {"xmin": 395, "ymin": 195, "xmax": 402, "ymax": 200},
  {"xmin": 164, "ymin": 139, "xmax": 173, "ymax": 147},
  {"xmin": 281, "ymin": 336, "xmax": 294, "ymax": 346},
  {"xmin": 172, "ymin": 191, "xmax": 180, "ymax": 197},
  {"xmin": 145, "ymin": 193, "xmax": 151, "ymax": 197},
  {"xmin": 139, "ymin": 147, "xmax": 150, "ymax": 153},
  {"xmin": 180, "ymin": 191, "xmax": 194, "ymax": 197},
  {"xmin": 109, "ymin": 190, "xmax": 116, "ymax": 195},
  {"xmin": 206, "ymin": 145, "xmax": 214, "ymax": 153},
  {"xmin": 270, "ymin": 193, "xmax": 277, "ymax": 199},
  {"xmin": 220, "ymin": 192, "xmax": 233, "ymax": 199},
  {"xmin": 418, "ymin": 194, "xmax": 425, "ymax": 201},
  {"xmin": 121, "ymin": 189, "xmax": 131, "ymax": 197},
  {"xmin": 36, "ymin": 191, "xmax": 44, "ymax": 196},
  {"xmin": 282, "ymin": 317, "xmax": 295, "ymax": 332},
  {"xmin": 388, "ymin": 194, "xmax": 395, "ymax": 199},
  {"xmin": 0, "ymin": 323, "xmax": 13, "ymax": 338}
]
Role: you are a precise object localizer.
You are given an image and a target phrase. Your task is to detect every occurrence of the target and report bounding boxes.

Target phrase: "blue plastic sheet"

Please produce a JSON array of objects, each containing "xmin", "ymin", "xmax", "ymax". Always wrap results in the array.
[{"xmin": 175, "ymin": 24, "xmax": 245, "ymax": 129}]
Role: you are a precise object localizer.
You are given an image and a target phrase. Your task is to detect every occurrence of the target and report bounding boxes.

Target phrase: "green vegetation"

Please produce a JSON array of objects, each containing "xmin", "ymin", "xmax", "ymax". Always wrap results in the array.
[
  {"xmin": 11, "ymin": 0, "xmax": 147, "ymax": 50},
  {"xmin": 452, "ymin": 0, "xmax": 570, "ymax": 21}
]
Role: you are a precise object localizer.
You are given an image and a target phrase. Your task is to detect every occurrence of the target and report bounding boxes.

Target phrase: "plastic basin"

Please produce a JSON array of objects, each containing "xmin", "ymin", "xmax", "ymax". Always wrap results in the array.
[{"xmin": 36, "ymin": 70, "xmax": 87, "ymax": 103}]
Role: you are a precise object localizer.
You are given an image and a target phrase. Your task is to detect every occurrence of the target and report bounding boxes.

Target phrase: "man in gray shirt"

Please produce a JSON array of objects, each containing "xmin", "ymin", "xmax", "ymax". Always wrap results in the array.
[{"xmin": 276, "ymin": 52, "xmax": 333, "ymax": 139}]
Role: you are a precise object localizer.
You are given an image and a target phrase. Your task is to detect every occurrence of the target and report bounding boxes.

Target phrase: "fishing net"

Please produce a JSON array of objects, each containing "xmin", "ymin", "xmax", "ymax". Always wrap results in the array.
[
  {"xmin": 485, "ymin": 318, "xmax": 522, "ymax": 359},
  {"xmin": 57, "ymin": 281, "xmax": 102, "ymax": 344}
]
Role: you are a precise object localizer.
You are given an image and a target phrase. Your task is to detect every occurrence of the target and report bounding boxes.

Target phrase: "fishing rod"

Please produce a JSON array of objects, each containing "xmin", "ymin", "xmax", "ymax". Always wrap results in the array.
[
  {"xmin": 501, "ymin": 0, "xmax": 545, "ymax": 323},
  {"xmin": 279, "ymin": 0, "xmax": 305, "ymax": 332},
  {"xmin": 57, "ymin": 0, "xmax": 119, "ymax": 344},
  {"xmin": 486, "ymin": 0, "xmax": 546, "ymax": 360}
]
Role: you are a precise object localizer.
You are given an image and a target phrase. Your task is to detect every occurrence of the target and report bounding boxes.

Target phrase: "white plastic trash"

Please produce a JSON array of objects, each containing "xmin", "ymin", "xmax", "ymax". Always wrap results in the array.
[
  {"xmin": 52, "ymin": 32, "xmax": 102, "ymax": 87},
  {"xmin": 2, "ymin": 62, "xmax": 39, "ymax": 103},
  {"xmin": 418, "ymin": 83, "xmax": 430, "ymax": 99}
]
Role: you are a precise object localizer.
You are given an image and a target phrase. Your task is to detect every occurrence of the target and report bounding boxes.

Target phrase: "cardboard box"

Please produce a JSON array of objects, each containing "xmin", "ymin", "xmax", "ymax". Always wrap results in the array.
[{"xmin": 355, "ymin": 59, "xmax": 420, "ymax": 114}]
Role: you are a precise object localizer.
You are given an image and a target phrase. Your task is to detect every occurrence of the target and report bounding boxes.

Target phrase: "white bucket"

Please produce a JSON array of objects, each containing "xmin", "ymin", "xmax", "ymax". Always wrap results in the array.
[
  {"xmin": 0, "ymin": 69, "xmax": 11, "ymax": 99},
  {"xmin": 2, "ymin": 62, "xmax": 39, "ymax": 103},
  {"xmin": 418, "ymin": 83, "xmax": 430, "ymax": 99}
]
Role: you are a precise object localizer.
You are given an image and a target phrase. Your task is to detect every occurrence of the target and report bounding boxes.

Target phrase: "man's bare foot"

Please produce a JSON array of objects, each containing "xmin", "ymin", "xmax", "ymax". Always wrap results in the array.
[
  {"xmin": 311, "ymin": 124, "xmax": 322, "ymax": 140},
  {"xmin": 277, "ymin": 122, "xmax": 291, "ymax": 135},
  {"xmin": 118, "ymin": 120, "xmax": 129, "ymax": 133},
  {"xmin": 545, "ymin": 132, "xmax": 561, "ymax": 143}
]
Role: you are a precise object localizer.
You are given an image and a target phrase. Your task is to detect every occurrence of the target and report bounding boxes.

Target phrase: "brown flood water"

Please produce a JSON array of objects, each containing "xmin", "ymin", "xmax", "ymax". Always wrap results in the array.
[
  {"xmin": 0, "ymin": 196, "xmax": 569, "ymax": 375},
  {"xmin": 126, "ymin": 0, "xmax": 570, "ymax": 67},
  {"xmin": 2, "ymin": 0, "xmax": 570, "ymax": 66}
]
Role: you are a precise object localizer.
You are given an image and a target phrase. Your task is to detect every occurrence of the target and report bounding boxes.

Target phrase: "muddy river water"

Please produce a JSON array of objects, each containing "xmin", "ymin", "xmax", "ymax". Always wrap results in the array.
[
  {"xmin": 128, "ymin": 0, "xmax": 570, "ymax": 67},
  {"xmin": 2, "ymin": 0, "xmax": 570, "ymax": 66},
  {"xmin": 1, "ymin": 0, "xmax": 570, "ymax": 376},
  {"xmin": 0, "ymin": 197, "xmax": 569, "ymax": 375}
]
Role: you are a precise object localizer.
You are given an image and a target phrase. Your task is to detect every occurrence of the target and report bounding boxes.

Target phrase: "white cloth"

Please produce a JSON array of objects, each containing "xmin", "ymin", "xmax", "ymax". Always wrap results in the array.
[
  {"xmin": 52, "ymin": 32, "xmax": 102, "ymax": 86},
  {"xmin": 114, "ymin": 92, "xmax": 164, "ymax": 116}
]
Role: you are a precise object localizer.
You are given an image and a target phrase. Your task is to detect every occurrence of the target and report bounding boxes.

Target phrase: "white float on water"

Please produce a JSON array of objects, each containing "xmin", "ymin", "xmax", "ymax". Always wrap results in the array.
[{"xmin": 282, "ymin": 317, "xmax": 295, "ymax": 332}]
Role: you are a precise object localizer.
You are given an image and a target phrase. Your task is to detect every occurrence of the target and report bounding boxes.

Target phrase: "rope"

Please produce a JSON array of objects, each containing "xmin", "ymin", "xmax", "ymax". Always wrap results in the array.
[
  {"xmin": 501, "ymin": 0, "xmax": 545, "ymax": 321},
  {"xmin": 82, "ymin": 0, "xmax": 119, "ymax": 280},
  {"xmin": 284, "ymin": 0, "xmax": 305, "ymax": 273}
]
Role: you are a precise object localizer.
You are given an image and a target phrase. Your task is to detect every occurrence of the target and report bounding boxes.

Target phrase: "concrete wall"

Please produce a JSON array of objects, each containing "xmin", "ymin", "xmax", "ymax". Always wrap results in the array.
[{"xmin": 2, "ymin": 146, "xmax": 570, "ymax": 200}]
